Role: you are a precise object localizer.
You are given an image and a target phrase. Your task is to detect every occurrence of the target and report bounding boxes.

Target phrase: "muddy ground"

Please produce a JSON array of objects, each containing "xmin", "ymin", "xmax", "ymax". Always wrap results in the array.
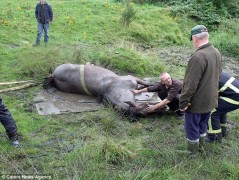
[{"xmin": 156, "ymin": 46, "xmax": 239, "ymax": 78}]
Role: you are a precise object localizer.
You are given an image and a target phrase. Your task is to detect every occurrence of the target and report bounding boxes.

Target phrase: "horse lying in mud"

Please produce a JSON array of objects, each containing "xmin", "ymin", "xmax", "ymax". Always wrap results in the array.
[{"xmin": 43, "ymin": 63, "xmax": 155, "ymax": 119}]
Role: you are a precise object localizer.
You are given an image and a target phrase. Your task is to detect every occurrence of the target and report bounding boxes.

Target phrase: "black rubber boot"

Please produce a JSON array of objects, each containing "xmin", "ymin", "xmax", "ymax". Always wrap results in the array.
[
  {"xmin": 221, "ymin": 127, "xmax": 228, "ymax": 137},
  {"xmin": 188, "ymin": 141, "xmax": 199, "ymax": 155},
  {"xmin": 177, "ymin": 141, "xmax": 199, "ymax": 156},
  {"xmin": 205, "ymin": 133, "xmax": 222, "ymax": 143},
  {"xmin": 199, "ymin": 136, "xmax": 205, "ymax": 151}
]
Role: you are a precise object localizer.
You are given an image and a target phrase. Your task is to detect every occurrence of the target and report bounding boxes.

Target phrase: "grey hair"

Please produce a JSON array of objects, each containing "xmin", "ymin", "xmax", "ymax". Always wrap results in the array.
[{"xmin": 194, "ymin": 32, "xmax": 209, "ymax": 40}]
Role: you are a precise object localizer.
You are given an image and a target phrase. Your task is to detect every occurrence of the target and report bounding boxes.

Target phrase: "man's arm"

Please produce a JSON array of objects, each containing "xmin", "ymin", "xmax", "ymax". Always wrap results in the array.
[
  {"xmin": 180, "ymin": 56, "xmax": 204, "ymax": 110},
  {"xmin": 132, "ymin": 87, "xmax": 148, "ymax": 94},
  {"xmin": 48, "ymin": 5, "xmax": 53, "ymax": 22},
  {"xmin": 146, "ymin": 98, "xmax": 171, "ymax": 112},
  {"xmin": 35, "ymin": 4, "xmax": 38, "ymax": 20}
]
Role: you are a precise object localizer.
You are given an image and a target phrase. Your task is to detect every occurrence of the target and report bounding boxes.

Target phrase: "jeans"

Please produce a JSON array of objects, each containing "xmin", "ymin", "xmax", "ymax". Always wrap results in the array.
[{"xmin": 36, "ymin": 22, "xmax": 49, "ymax": 44}]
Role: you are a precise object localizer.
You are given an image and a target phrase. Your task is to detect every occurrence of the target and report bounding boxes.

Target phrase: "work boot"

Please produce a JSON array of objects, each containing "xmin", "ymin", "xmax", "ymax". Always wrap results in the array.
[
  {"xmin": 221, "ymin": 127, "xmax": 228, "ymax": 137},
  {"xmin": 199, "ymin": 136, "xmax": 205, "ymax": 152},
  {"xmin": 205, "ymin": 133, "xmax": 222, "ymax": 143},
  {"xmin": 187, "ymin": 141, "xmax": 199, "ymax": 155},
  {"xmin": 11, "ymin": 140, "xmax": 20, "ymax": 148},
  {"xmin": 177, "ymin": 141, "xmax": 199, "ymax": 156},
  {"xmin": 8, "ymin": 134, "xmax": 20, "ymax": 148}
]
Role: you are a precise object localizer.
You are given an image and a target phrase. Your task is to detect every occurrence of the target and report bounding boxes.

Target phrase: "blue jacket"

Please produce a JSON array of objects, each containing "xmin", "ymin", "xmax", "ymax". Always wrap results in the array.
[
  {"xmin": 35, "ymin": 2, "xmax": 53, "ymax": 23},
  {"xmin": 219, "ymin": 72, "xmax": 239, "ymax": 103}
]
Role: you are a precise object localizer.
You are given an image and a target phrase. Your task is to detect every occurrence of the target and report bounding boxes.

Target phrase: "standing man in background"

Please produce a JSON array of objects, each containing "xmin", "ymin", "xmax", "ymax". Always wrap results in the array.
[
  {"xmin": 179, "ymin": 25, "xmax": 222, "ymax": 155},
  {"xmin": 34, "ymin": 0, "xmax": 53, "ymax": 46}
]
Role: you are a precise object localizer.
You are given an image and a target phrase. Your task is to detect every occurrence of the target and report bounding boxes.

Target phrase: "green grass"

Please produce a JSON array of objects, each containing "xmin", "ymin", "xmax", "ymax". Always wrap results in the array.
[{"xmin": 0, "ymin": 0, "xmax": 239, "ymax": 179}]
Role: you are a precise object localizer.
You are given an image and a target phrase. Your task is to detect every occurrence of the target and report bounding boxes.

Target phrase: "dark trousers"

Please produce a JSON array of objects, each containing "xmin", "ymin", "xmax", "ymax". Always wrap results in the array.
[
  {"xmin": 0, "ymin": 98, "xmax": 18, "ymax": 138},
  {"xmin": 208, "ymin": 98, "xmax": 239, "ymax": 134},
  {"xmin": 158, "ymin": 93, "xmax": 179, "ymax": 111},
  {"xmin": 184, "ymin": 110, "xmax": 211, "ymax": 141}
]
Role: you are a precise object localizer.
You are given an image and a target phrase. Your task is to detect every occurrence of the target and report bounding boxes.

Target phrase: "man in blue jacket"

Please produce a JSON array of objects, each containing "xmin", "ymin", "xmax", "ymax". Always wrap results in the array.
[
  {"xmin": 206, "ymin": 72, "xmax": 239, "ymax": 143},
  {"xmin": 34, "ymin": 0, "xmax": 53, "ymax": 46}
]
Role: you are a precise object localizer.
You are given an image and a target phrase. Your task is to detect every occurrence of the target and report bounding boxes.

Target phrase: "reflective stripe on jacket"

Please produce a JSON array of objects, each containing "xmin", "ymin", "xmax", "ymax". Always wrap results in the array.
[{"xmin": 219, "ymin": 72, "xmax": 239, "ymax": 104}]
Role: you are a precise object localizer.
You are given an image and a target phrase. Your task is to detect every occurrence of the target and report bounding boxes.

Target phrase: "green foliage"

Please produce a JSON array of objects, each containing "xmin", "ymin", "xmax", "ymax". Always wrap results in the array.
[
  {"xmin": 13, "ymin": 45, "xmax": 95, "ymax": 79},
  {"xmin": 209, "ymin": 0, "xmax": 239, "ymax": 18},
  {"xmin": 169, "ymin": 0, "xmax": 221, "ymax": 28},
  {"xmin": 131, "ymin": 0, "xmax": 239, "ymax": 19},
  {"xmin": 213, "ymin": 18, "xmax": 239, "ymax": 57},
  {"xmin": 120, "ymin": 1, "xmax": 136, "ymax": 28},
  {"xmin": 101, "ymin": 139, "xmax": 135, "ymax": 165},
  {"xmin": 89, "ymin": 47, "xmax": 164, "ymax": 76}
]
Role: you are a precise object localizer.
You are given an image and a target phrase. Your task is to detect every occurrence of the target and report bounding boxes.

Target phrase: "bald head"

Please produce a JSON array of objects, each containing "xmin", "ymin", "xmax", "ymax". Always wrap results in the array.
[
  {"xmin": 160, "ymin": 72, "xmax": 170, "ymax": 79},
  {"xmin": 160, "ymin": 72, "xmax": 172, "ymax": 86}
]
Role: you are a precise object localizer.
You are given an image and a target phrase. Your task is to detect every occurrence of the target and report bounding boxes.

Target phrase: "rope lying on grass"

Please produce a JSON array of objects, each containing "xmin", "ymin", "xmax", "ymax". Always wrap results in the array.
[{"xmin": 0, "ymin": 80, "xmax": 37, "ymax": 93}]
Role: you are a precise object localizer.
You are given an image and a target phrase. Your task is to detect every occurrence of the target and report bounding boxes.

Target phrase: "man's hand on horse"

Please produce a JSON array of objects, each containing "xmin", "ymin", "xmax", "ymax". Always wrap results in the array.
[
  {"xmin": 145, "ymin": 105, "xmax": 156, "ymax": 112},
  {"xmin": 131, "ymin": 89, "xmax": 139, "ymax": 94}
]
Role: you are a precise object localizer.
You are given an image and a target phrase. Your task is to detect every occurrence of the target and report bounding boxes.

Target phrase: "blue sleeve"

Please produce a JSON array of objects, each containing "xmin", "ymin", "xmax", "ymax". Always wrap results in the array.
[{"xmin": 48, "ymin": 5, "xmax": 53, "ymax": 21}]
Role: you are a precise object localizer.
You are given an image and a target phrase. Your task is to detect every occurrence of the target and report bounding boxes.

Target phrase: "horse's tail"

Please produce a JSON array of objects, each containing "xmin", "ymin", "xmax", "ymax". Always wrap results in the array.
[{"xmin": 43, "ymin": 68, "xmax": 55, "ymax": 89}]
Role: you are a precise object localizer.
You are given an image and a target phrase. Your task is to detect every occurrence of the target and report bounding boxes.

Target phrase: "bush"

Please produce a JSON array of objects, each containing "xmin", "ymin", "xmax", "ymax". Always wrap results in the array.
[
  {"xmin": 212, "ymin": 18, "xmax": 239, "ymax": 57},
  {"xmin": 128, "ymin": 0, "xmax": 239, "ymax": 29},
  {"xmin": 120, "ymin": 1, "xmax": 136, "ymax": 28},
  {"xmin": 169, "ymin": 0, "xmax": 221, "ymax": 29}
]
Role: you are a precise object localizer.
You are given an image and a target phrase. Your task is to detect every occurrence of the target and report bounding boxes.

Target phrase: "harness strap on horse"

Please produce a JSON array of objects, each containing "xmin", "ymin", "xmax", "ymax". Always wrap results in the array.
[{"xmin": 79, "ymin": 65, "xmax": 93, "ymax": 96}]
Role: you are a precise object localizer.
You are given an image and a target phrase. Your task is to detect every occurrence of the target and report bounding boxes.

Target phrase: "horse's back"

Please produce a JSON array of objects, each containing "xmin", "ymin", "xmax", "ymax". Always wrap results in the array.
[{"xmin": 52, "ymin": 64, "xmax": 117, "ymax": 95}]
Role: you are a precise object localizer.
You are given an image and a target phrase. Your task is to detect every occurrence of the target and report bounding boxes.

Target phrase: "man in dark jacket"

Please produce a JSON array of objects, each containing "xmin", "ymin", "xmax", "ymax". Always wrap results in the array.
[
  {"xmin": 0, "ymin": 97, "xmax": 20, "ymax": 147},
  {"xmin": 179, "ymin": 25, "xmax": 222, "ymax": 155},
  {"xmin": 132, "ymin": 72, "xmax": 183, "ymax": 117},
  {"xmin": 34, "ymin": 0, "xmax": 53, "ymax": 46},
  {"xmin": 206, "ymin": 72, "xmax": 239, "ymax": 143}
]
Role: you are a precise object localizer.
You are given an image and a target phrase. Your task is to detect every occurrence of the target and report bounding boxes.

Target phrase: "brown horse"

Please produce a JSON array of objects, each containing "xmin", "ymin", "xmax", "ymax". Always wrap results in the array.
[{"xmin": 43, "ymin": 63, "xmax": 152, "ymax": 117}]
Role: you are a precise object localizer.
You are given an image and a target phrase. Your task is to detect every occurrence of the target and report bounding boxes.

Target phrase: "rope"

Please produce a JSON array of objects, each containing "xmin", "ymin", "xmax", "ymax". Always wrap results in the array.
[
  {"xmin": 0, "ymin": 81, "xmax": 37, "ymax": 93},
  {"xmin": 0, "ymin": 80, "xmax": 34, "ymax": 85}
]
